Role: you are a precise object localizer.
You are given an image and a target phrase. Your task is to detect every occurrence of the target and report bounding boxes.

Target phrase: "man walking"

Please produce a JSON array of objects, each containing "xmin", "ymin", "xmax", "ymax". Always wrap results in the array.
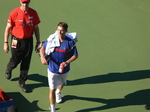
[
  {"xmin": 3, "ymin": 0, "xmax": 41, "ymax": 93},
  {"xmin": 40, "ymin": 21, "xmax": 78, "ymax": 112}
]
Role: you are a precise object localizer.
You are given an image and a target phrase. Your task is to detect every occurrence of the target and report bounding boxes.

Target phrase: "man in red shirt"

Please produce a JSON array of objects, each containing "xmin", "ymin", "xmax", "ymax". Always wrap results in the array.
[{"xmin": 3, "ymin": 0, "xmax": 41, "ymax": 93}]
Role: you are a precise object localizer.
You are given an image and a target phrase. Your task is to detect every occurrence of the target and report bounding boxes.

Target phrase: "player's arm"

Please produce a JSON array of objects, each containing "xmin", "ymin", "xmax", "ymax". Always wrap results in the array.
[
  {"xmin": 4, "ymin": 23, "xmax": 12, "ymax": 53},
  {"xmin": 39, "ymin": 46, "xmax": 48, "ymax": 65},
  {"xmin": 61, "ymin": 54, "xmax": 78, "ymax": 67},
  {"xmin": 34, "ymin": 25, "xmax": 40, "ymax": 51},
  {"xmin": 62, "ymin": 45, "xmax": 78, "ymax": 67},
  {"xmin": 67, "ymin": 54, "xmax": 78, "ymax": 63},
  {"xmin": 64, "ymin": 45, "xmax": 78, "ymax": 66}
]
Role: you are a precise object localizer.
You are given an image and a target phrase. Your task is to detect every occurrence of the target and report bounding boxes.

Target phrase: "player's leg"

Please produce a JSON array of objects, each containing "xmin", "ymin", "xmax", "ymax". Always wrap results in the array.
[
  {"xmin": 49, "ymin": 89, "xmax": 56, "ymax": 112},
  {"xmin": 56, "ymin": 72, "xmax": 69, "ymax": 103}
]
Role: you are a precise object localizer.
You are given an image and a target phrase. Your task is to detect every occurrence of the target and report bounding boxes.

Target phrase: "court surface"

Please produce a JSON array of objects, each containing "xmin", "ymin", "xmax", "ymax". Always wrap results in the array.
[{"xmin": 0, "ymin": 0, "xmax": 150, "ymax": 112}]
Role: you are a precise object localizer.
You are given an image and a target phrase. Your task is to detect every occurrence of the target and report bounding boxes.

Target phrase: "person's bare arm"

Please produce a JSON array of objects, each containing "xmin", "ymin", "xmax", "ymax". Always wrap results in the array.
[
  {"xmin": 40, "ymin": 46, "xmax": 48, "ymax": 65},
  {"xmin": 34, "ymin": 25, "xmax": 40, "ymax": 51},
  {"xmin": 61, "ymin": 54, "xmax": 78, "ymax": 67},
  {"xmin": 4, "ymin": 23, "xmax": 12, "ymax": 53}
]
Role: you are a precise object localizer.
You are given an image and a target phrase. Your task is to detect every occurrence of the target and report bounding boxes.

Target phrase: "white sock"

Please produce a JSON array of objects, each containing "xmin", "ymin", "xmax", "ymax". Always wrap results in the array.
[
  {"xmin": 56, "ymin": 88, "xmax": 61, "ymax": 93},
  {"xmin": 50, "ymin": 104, "xmax": 55, "ymax": 112}
]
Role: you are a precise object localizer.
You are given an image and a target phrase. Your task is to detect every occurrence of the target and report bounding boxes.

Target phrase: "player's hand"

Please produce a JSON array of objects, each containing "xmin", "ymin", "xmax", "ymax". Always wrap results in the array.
[
  {"xmin": 60, "ymin": 62, "xmax": 68, "ymax": 67},
  {"xmin": 40, "ymin": 57, "xmax": 48, "ymax": 65},
  {"xmin": 4, "ymin": 43, "xmax": 9, "ymax": 53},
  {"xmin": 35, "ymin": 42, "xmax": 40, "ymax": 52}
]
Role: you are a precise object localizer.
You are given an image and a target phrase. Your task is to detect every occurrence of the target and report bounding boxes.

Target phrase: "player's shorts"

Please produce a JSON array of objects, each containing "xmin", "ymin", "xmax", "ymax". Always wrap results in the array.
[{"xmin": 47, "ymin": 69, "xmax": 69, "ymax": 89}]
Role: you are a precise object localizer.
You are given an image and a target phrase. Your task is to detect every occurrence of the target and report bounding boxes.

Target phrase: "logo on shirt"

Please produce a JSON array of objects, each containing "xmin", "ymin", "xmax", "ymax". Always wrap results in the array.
[
  {"xmin": 18, "ymin": 20, "xmax": 33, "ymax": 26},
  {"xmin": 18, "ymin": 20, "xmax": 23, "ymax": 22},
  {"xmin": 54, "ymin": 41, "xmax": 58, "ymax": 45},
  {"xmin": 29, "ymin": 16, "xmax": 33, "ymax": 19}
]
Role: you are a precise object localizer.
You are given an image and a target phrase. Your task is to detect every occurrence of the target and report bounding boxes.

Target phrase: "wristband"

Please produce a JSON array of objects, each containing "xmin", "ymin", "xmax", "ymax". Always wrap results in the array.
[{"xmin": 4, "ymin": 42, "xmax": 8, "ymax": 43}]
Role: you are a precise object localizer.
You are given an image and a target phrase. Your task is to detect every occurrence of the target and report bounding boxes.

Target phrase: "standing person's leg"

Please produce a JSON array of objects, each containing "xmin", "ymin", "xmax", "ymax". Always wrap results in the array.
[
  {"xmin": 19, "ymin": 37, "xmax": 33, "ymax": 93},
  {"xmin": 57, "ymin": 85, "xmax": 64, "ymax": 91},
  {"xmin": 48, "ymin": 70, "xmax": 59, "ymax": 112},
  {"xmin": 49, "ymin": 89, "xmax": 56, "ymax": 112},
  {"xmin": 5, "ymin": 37, "xmax": 22, "ymax": 80},
  {"xmin": 55, "ymin": 85, "xmax": 63, "ymax": 104},
  {"xmin": 19, "ymin": 49, "xmax": 32, "ymax": 86},
  {"xmin": 48, "ymin": 70, "xmax": 69, "ymax": 111},
  {"xmin": 5, "ymin": 54, "xmax": 21, "ymax": 80},
  {"xmin": 55, "ymin": 72, "xmax": 68, "ymax": 103}
]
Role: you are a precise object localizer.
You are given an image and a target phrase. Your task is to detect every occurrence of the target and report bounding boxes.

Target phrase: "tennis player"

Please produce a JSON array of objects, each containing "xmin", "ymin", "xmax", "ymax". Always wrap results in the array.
[{"xmin": 40, "ymin": 21, "xmax": 78, "ymax": 112}]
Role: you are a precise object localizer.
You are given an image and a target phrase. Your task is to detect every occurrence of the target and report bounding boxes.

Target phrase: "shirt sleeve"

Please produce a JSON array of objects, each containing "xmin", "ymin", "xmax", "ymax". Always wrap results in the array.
[
  {"xmin": 7, "ymin": 10, "xmax": 16, "ymax": 26},
  {"xmin": 33, "ymin": 10, "xmax": 40, "ymax": 25},
  {"xmin": 71, "ymin": 46, "xmax": 78, "ymax": 56},
  {"xmin": 43, "ymin": 41, "xmax": 48, "ymax": 49},
  {"xmin": 69, "ymin": 39, "xmax": 78, "ymax": 56}
]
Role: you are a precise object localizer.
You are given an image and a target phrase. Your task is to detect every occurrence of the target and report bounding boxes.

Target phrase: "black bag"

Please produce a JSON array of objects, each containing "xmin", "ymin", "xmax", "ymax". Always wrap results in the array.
[{"xmin": 45, "ymin": 55, "xmax": 50, "ymax": 63}]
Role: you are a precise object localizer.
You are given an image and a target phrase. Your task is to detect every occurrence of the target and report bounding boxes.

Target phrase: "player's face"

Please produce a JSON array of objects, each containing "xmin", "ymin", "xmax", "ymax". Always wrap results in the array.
[
  {"xmin": 57, "ymin": 26, "xmax": 67, "ymax": 37},
  {"xmin": 21, "ymin": 2, "xmax": 29, "ymax": 10}
]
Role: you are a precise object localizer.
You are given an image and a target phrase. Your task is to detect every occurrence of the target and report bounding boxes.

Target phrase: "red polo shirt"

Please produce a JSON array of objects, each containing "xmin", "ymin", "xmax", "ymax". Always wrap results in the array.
[{"xmin": 8, "ymin": 7, "xmax": 40, "ymax": 39}]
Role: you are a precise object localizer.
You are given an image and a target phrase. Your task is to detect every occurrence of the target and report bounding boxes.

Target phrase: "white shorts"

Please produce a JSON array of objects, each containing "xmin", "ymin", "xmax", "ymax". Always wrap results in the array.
[{"xmin": 47, "ymin": 69, "xmax": 69, "ymax": 89}]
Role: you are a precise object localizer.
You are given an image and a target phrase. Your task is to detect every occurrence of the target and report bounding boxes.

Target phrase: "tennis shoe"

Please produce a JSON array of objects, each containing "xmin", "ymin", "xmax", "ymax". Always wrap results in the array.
[
  {"xmin": 55, "ymin": 91, "xmax": 62, "ymax": 103},
  {"xmin": 49, "ymin": 107, "xmax": 55, "ymax": 112}
]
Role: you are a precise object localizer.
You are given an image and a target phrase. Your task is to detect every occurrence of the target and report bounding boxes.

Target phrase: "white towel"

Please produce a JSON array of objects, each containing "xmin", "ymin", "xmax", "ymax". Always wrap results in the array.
[
  {"xmin": 45, "ymin": 31, "xmax": 78, "ymax": 55},
  {"xmin": 53, "ymin": 31, "xmax": 78, "ymax": 42},
  {"xmin": 65, "ymin": 32, "xmax": 78, "ymax": 42},
  {"xmin": 45, "ymin": 33, "xmax": 60, "ymax": 55}
]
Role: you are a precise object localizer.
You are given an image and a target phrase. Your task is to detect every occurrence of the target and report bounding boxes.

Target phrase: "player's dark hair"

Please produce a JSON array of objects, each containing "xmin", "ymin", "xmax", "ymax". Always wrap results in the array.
[{"xmin": 58, "ymin": 21, "xmax": 68, "ymax": 30}]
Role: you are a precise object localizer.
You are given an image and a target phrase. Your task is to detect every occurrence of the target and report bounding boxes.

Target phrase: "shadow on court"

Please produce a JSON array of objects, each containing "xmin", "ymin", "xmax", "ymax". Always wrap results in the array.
[
  {"xmin": 11, "ymin": 74, "xmax": 48, "ymax": 93},
  {"xmin": 10, "ymin": 70, "xmax": 150, "ymax": 92},
  {"xmin": 63, "ymin": 89, "xmax": 150, "ymax": 112},
  {"xmin": 67, "ymin": 69, "xmax": 150, "ymax": 86},
  {"xmin": 7, "ymin": 92, "xmax": 48, "ymax": 112}
]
